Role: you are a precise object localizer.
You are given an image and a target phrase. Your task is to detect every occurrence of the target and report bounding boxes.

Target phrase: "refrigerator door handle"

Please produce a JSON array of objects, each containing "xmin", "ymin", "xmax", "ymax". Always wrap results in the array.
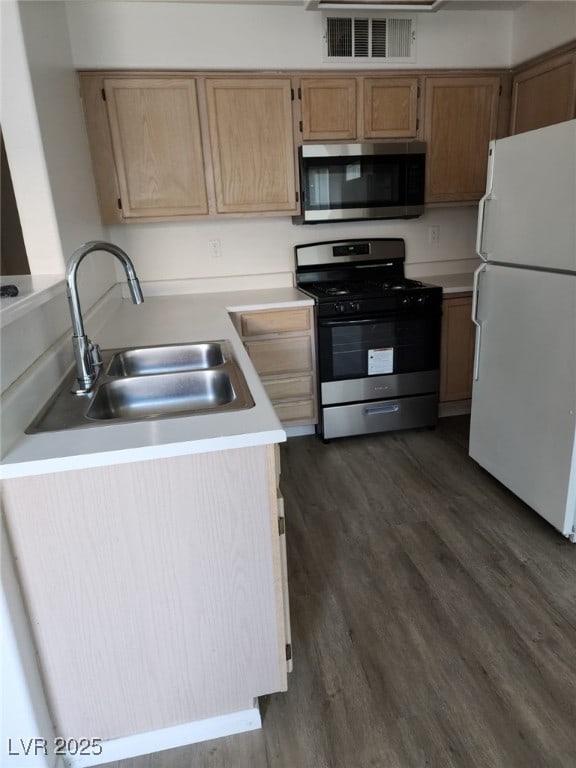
[
  {"xmin": 476, "ymin": 193, "xmax": 489, "ymax": 259},
  {"xmin": 476, "ymin": 143, "xmax": 495, "ymax": 260},
  {"xmin": 472, "ymin": 264, "xmax": 487, "ymax": 381}
]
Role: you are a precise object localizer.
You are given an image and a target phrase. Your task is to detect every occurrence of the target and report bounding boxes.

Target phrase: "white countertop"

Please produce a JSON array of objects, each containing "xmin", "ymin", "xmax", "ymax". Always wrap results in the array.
[
  {"xmin": 421, "ymin": 272, "xmax": 475, "ymax": 293},
  {"xmin": 0, "ymin": 273, "xmax": 475, "ymax": 479},
  {"xmin": 1, "ymin": 288, "xmax": 313, "ymax": 479},
  {"xmin": 0, "ymin": 275, "xmax": 66, "ymax": 328}
]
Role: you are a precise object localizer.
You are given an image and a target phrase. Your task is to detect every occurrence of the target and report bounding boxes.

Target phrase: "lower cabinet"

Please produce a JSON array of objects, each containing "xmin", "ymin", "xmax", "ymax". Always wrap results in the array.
[
  {"xmin": 231, "ymin": 306, "xmax": 318, "ymax": 427},
  {"xmin": 440, "ymin": 294, "xmax": 475, "ymax": 403},
  {"xmin": 2, "ymin": 444, "xmax": 290, "ymax": 742}
]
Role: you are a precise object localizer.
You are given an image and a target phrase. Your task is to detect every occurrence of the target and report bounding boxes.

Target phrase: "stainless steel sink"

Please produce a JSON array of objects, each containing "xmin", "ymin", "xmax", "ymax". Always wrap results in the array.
[
  {"xmin": 26, "ymin": 341, "xmax": 254, "ymax": 433},
  {"xmin": 107, "ymin": 342, "xmax": 226, "ymax": 376},
  {"xmin": 87, "ymin": 370, "xmax": 239, "ymax": 421}
]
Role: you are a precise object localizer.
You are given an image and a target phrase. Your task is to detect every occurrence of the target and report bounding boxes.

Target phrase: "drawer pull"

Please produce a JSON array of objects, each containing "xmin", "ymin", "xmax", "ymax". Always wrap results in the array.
[{"xmin": 364, "ymin": 403, "xmax": 400, "ymax": 416}]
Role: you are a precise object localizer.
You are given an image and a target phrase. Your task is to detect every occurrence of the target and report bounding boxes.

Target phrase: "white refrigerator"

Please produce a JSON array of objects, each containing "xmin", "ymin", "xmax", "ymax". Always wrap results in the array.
[{"xmin": 469, "ymin": 119, "xmax": 576, "ymax": 541}]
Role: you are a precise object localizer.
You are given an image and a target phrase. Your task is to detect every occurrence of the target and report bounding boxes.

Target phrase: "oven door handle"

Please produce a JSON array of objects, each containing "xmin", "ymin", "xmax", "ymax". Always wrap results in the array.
[
  {"xmin": 364, "ymin": 403, "xmax": 400, "ymax": 416},
  {"xmin": 318, "ymin": 314, "xmax": 432, "ymax": 328}
]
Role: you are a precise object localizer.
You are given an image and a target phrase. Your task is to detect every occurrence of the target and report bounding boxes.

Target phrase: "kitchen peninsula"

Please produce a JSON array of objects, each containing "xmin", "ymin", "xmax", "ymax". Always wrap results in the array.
[{"xmin": 1, "ymin": 287, "xmax": 312, "ymax": 767}]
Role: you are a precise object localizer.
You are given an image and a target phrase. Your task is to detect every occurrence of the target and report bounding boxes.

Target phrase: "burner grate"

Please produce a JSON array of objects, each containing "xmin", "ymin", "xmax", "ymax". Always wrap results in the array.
[
  {"xmin": 308, "ymin": 278, "xmax": 424, "ymax": 298},
  {"xmin": 369, "ymin": 278, "xmax": 424, "ymax": 291}
]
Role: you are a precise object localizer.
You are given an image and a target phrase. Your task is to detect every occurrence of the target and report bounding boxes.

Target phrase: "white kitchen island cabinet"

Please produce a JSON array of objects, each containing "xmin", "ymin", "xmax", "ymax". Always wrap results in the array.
[{"xmin": 2, "ymin": 443, "xmax": 289, "ymax": 744}]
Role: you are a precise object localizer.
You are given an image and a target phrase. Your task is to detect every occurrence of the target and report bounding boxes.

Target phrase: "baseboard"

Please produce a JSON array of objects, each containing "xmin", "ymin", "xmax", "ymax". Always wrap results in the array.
[
  {"xmin": 285, "ymin": 424, "xmax": 316, "ymax": 438},
  {"xmin": 439, "ymin": 400, "xmax": 471, "ymax": 418},
  {"xmin": 65, "ymin": 706, "xmax": 261, "ymax": 768}
]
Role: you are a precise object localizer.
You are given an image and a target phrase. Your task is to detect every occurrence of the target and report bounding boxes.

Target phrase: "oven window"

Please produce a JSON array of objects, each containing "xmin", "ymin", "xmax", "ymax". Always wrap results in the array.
[{"xmin": 318, "ymin": 313, "xmax": 440, "ymax": 381}]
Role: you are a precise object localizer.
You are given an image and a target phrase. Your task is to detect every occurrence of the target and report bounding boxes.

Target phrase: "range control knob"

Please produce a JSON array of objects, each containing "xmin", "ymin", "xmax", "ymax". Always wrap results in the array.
[
  {"xmin": 401, "ymin": 296, "xmax": 410, "ymax": 305},
  {"xmin": 349, "ymin": 301, "xmax": 360, "ymax": 312},
  {"xmin": 334, "ymin": 302, "xmax": 346, "ymax": 313}
]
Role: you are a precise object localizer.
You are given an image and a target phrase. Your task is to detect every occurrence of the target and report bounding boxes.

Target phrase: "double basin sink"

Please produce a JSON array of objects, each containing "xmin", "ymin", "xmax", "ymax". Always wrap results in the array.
[{"xmin": 27, "ymin": 340, "xmax": 254, "ymax": 433}]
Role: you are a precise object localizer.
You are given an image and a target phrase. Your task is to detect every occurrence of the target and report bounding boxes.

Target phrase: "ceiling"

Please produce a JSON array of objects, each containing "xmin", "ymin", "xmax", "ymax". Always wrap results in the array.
[{"xmin": 116, "ymin": 0, "xmax": 528, "ymax": 7}]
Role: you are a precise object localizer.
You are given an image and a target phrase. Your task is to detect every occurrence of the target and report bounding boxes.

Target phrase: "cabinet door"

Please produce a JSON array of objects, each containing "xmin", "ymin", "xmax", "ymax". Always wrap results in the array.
[
  {"xmin": 300, "ymin": 78, "xmax": 357, "ymax": 141},
  {"xmin": 363, "ymin": 77, "xmax": 419, "ymax": 138},
  {"xmin": 424, "ymin": 76, "xmax": 500, "ymax": 203},
  {"xmin": 205, "ymin": 78, "xmax": 298, "ymax": 214},
  {"xmin": 244, "ymin": 336, "xmax": 313, "ymax": 377},
  {"xmin": 104, "ymin": 78, "xmax": 208, "ymax": 218},
  {"xmin": 510, "ymin": 51, "xmax": 576, "ymax": 135},
  {"xmin": 2, "ymin": 447, "xmax": 288, "ymax": 738},
  {"xmin": 440, "ymin": 295, "xmax": 475, "ymax": 402}
]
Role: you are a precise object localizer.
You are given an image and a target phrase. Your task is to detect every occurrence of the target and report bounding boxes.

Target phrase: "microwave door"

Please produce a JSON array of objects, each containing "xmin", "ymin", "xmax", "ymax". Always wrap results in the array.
[{"xmin": 296, "ymin": 142, "xmax": 426, "ymax": 223}]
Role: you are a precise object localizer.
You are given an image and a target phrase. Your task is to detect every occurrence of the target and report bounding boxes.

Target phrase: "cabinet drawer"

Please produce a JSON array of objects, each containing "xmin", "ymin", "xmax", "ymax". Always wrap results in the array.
[
  {"xmin": 245, "ymin": 336, "xmax": 312, "ymax": 376},
  {"xmin": 274, "ymin": 399, "xmax": 316, "ymax": 425},
  {"xmin": 263, "ymin": 374, "xmax": 315, "ymax": 402},
  {"xmin": 240, "ymin": 309, "xmax": 311, "ymax": 337}
]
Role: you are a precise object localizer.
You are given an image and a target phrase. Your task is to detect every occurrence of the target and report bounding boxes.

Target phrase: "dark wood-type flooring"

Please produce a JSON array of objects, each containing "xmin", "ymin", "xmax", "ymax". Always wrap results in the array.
[{"xmin": 106, "ymin": 417, "xmax": 576, "ymax": 768}]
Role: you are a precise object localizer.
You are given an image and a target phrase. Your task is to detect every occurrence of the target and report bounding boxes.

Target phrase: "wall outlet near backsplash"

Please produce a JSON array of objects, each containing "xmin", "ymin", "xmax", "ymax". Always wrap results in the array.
[
  {"xmin": 209, "ymin": 239, "xmax": 222, "ymax": 259},
  {"xmin": 428, "ymin": 225, "xmax": 440, "ymax": 245}
]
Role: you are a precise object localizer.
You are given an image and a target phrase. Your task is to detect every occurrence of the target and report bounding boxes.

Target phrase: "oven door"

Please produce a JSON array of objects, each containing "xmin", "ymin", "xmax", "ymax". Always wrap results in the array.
[{"xmin": 317, "ymin": 309, "xmax": 441, "ymax": 386}]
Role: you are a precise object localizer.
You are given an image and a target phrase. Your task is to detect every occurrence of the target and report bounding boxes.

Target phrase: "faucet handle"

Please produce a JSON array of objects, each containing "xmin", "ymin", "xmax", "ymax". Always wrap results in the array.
[{"xmin": 89, "ymin": 341, "xmax": 102, "ymax": 370}]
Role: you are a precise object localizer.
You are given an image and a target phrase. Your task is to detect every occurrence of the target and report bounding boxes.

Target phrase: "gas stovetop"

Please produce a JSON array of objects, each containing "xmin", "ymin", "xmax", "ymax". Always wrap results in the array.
[
  {"xmin": 304, "ymin": 277, "xmax": 428, "ymax": 299},
  {"xmin": 295, "ymin": 239, "xmax": 442, "ymax": 317},
  {"xmin": 298, "ymin": 279, "xmax": 441, "ymax": 316}
]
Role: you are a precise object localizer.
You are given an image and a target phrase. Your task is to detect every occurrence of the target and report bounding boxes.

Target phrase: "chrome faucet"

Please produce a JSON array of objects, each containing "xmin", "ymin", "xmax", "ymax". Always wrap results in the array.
[{"xmin": 66, "ymin": 241, "xmax": 144, "ymax": 394}]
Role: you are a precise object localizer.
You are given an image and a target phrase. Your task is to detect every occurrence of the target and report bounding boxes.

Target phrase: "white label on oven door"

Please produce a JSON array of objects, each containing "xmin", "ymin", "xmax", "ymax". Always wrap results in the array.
[{"xmin": 368, "ymin": 347, "xmax": 393, "ymax": 375}]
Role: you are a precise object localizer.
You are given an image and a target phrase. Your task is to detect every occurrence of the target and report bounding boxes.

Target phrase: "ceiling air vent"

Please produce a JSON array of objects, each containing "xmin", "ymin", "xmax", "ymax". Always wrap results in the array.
[
  {"xmin": 324, "ymin": 15, "xmax": 416, "ymax": 62},
  {"xmin": 306, "ymin": 1, "xmax": 442, "ymax": 9}
]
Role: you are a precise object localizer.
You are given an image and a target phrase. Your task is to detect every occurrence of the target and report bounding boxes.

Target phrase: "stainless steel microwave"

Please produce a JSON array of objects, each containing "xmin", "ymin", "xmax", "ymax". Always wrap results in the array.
[{"xmin": 293, "ymin": 142, "xmax": 426, "ymax": 225}]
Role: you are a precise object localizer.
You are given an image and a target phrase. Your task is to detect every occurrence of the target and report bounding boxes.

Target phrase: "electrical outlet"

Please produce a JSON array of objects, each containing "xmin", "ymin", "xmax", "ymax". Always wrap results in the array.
[
  {"xmin": 429, "ymin": 225, "xmax": 440, "ymax": 245},
  {"xmin": 208, "ymin": 239, "xmax": 222, "ymax": 259}
]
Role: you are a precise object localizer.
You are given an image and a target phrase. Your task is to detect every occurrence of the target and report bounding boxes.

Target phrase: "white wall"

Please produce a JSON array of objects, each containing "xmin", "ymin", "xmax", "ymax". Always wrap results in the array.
[
  {"xmin": 106, "ymin": 208, "xmax": 479, "ymax": 287},
  {"xmin": 14, "ymin": 2, "xmax": 117, "ymax": 307},
  {"xmin": 1, "ymin": 0, "xmax": 117, "ymax": 321},
  {"xmin": 0, "ymin": 0, "xmax": 63, "ymax": 275},
  {"xmin": 17, "ymin": 3, "xmax": 104, "ymax": 262},
  {"xmin": 0, "ymin": 1, "xmax": 126, "ymax": 442},
  {"xmin": 66, "ymin": 2, "xmax": 513, "ymax": 70},
  {"xmin": 511, "ymin": 1, "xmax": 576, "ymax": 65}
]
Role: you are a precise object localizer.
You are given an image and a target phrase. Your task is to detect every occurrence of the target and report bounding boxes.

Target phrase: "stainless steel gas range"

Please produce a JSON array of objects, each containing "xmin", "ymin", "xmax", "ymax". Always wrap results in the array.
[{"xmin": 295, "ymin": 238, "xmax": 443, "ymax": 440}]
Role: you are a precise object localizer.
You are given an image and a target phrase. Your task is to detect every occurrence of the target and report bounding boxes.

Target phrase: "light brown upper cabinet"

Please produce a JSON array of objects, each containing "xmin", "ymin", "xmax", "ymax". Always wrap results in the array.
[
  {"xmin": 205, "ymin": 78, "xmax": 298, "ymax": 214},
  {"xmin": 300, "ymin": 78, "xmax": 358, "ymax": 141},
  {"xmin": 510, "ymin": 50, "xmax": 576, "ymax": 136},
  {"xmin": 103, "ymin": 78, "xmax": 208, "ymax": 219},
  {"xmin": 298, "ymin": 75, "xmax": 419, "ymax": 141},
  {"xmin": 423, "ymin": 76, "xmax": 501, "ymax": 203},
  {"xmin": 363, "ymin": 77, "xmax": 419, "ymax": 138},
  {"xmin": 79, "ymin": 72, "xmax": 299, "ymax": 223}
]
